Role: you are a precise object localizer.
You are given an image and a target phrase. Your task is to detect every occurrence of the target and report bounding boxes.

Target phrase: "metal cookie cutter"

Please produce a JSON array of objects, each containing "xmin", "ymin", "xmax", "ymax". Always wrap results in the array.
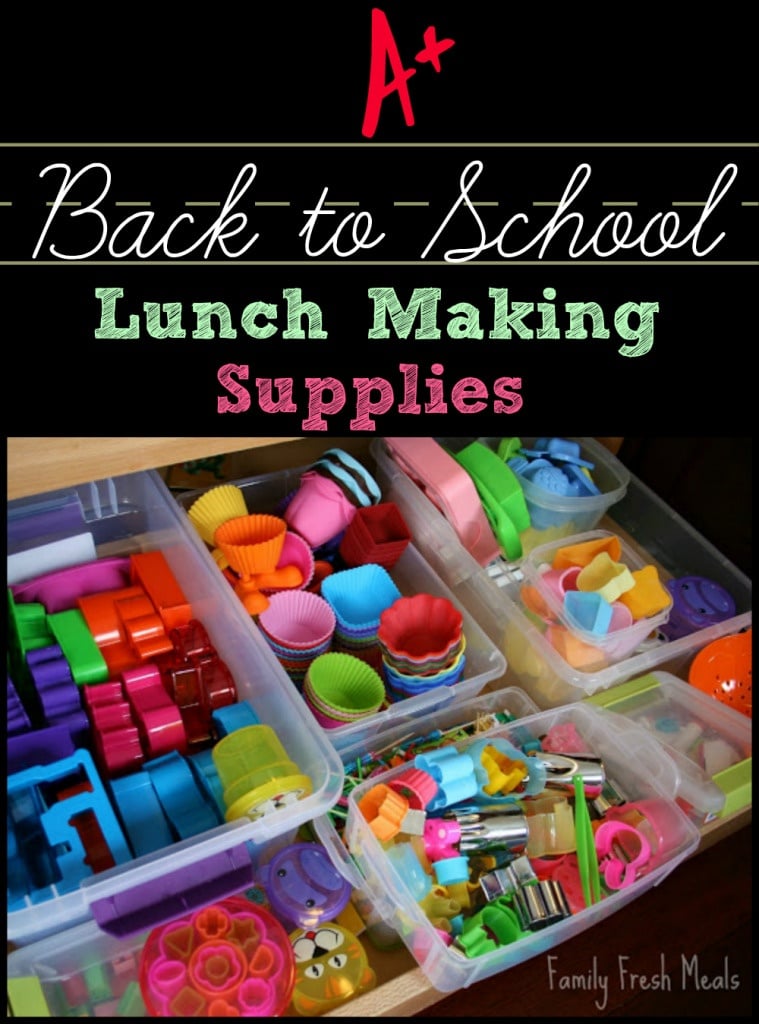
[{"xmin": 479, "ymin": 855, "xmax": 572, "ymax": 931}]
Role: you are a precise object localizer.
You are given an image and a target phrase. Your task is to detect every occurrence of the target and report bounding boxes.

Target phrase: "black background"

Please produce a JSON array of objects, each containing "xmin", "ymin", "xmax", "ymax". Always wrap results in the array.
[{"xmin": 2, "ymin": 2, "xmax": 756, "ymax": 436}]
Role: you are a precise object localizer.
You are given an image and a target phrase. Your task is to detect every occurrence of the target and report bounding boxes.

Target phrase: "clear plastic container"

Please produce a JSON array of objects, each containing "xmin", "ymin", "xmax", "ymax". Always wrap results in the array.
[
  {"xmin": 7, "ymin": 916, "xmax": 153, "ymax": 1017},
  {"xmin": 175, "ymin": 463, "xmax": 507, "ymax": 752},
  {"xmin": 6, "ymin": 470, "xmax": 344, "ymax": 947},
  {"xmin": 342, "ymin": 702, "xmax": 700, "ymax": 993},
  {"xmin": 519, "ymin": 528, "xmax": 674, "ymax": 669},
  {"xmin": 586, "ymin": 670, "xmax": 752, "ymax": 824},
  {"xmin": 371, "ymin": 438, "xmax": 752, "ymax": 709},
  {"xmin": 430, "ymin": 437, "xmax": 629, "ymax": 558},
  {"xmin": 311, "ymin": 686, "xmax": 542, "ymax": 950},
  {"xmin": 6, "ymin": 830, "xmax": 345, "ymax": 1018}
]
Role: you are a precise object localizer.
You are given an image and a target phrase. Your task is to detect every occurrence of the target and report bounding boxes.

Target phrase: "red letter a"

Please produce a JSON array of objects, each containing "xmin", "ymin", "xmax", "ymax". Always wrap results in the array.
[{"xmin": 361, "ymin": 8, "xmax": 417, "ymax": 139}]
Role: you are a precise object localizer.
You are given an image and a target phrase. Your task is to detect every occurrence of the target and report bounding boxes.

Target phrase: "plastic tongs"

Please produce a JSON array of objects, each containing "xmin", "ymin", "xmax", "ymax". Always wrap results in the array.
[{"xmin": 574, "ymin": 775, "xmax": 602, "ymax": 907}]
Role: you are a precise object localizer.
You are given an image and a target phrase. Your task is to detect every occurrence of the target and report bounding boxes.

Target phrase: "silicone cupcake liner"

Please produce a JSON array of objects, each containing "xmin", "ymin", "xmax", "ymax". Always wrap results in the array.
[
  {"xmin": 304, "ymin": 690, "xmax": 382, "ymax": 725},
  {"xmin": 277, "ymin": 667, "xmax": 312, "ymax": 691},
  {"xmin": 257, "ymin": 590, "xmax": 336, "ymax": 651},
  {"xmin": 334, "ymin": 626, "xmax": 379, "ymax": 644},
  {"xmin": 385, "ymin": 674, "xmax": 463, "ymax": 703},
  {"xmin": 377, "ymin": 593, "xmax": 464, "ymax": 662},
  {"xmin": 382, "ymin": 635, "xmax": 467, "ymax": 677},
  {"xmin": 382, "ymin": 651, "xmax": 467, "ymax": 692},
  {"xmin": 266, "ymin": 651, "xmax": 332, "ymax": 688},
  {"xmin": 187, "ymin": 484, "xmax": 249, "ymax": 547},
  {"xmin": 304, "ymin": 652, "xmax": 386, "ymax": 717},
  {"xmin": 338, "ymin": 501, "xmax": 412, "ymax": 569},
  {"xmin": 331, "ymin": 638, "xmax": 383, "ymax": 671},
  {"xmin": 308, "ymin": 703, "xmax": 359, "ymax": 729},
  {"xmin": 321, "ymin": 564, "xmax": 402, "ymax": 633},
  {"xmin": 334, "ymin": 643, "xmax": 381, "ymax": 667},
  {"xmin": 260, "ymin": 530, "xmax": 315, "ymax": 594},
  {"xmin": 379, "ymin": 635, "xmax": 464, "ymax": 674},
  {"xmin": 214, "ymin": 514, "xmax": 288, "ymax": 579},
  {"xmin": 333, "ymin": 616, "xmax": 384, "ymax": 636},
  {"xmin": 333, "ymin": 628, "xmax": 382, "ymax": 649},
  {"xmin": 303, "ymin": 675, "xmax": 382, "ymax": 722},
  {"xmin": 262, "ymin": 635, "xmax": 333, "ymax": 661},
  {"xmin": 384, "ymin": 657, "xmax": 466, "ymax": 700},
  {"xmin": 304, "ymin": 654, "xmax": 386, "ymax": 715}
]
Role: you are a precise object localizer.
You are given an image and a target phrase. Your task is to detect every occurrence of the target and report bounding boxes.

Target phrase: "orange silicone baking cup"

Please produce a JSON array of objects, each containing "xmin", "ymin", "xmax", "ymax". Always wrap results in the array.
[{"xmin": 214, "ymin": 514, "xmax": 287, "ymax": 578}]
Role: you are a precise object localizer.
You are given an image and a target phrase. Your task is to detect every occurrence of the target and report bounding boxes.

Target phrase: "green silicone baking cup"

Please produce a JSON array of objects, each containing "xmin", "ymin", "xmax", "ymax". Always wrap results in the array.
[{"xmin": 305, "ymin": 651, "xmax": 386, "ymax": 716}]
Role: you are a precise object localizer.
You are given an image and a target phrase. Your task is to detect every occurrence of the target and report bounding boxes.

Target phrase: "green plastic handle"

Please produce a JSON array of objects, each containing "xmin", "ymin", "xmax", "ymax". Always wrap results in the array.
[
  {"xmin": 574, "ymin": 775, "xmax": 602, "ymax": 907},
  {"xmin": 452, "ymin": 442, "xmax": 530, "ymax": 559}
]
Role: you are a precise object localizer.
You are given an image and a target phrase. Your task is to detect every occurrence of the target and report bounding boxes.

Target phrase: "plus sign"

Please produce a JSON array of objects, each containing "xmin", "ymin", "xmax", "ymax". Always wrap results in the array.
[
  {"xmin": 361, "ymin": 10, "xmax": 457, "ymax": 138},
  {"xmin": 415, "ymin": 25, "xmax": 455, "ymax": 71}
]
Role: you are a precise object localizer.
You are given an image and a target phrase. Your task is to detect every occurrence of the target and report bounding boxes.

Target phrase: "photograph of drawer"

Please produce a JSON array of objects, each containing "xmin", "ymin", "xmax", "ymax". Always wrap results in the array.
[{"xmin": 6, "ymin": 437, "xmax": 751, "ymax": 1018}]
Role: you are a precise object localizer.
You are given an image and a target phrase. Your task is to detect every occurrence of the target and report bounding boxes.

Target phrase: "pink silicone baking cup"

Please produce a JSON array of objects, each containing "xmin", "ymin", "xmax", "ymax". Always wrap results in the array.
[
  {"xmin": 258, "ymin": 589, "xmax": 336, "ymax": 651},
  {"xmin": 260, "ymin": 530, "xmax": 315, "ymax": 594}
]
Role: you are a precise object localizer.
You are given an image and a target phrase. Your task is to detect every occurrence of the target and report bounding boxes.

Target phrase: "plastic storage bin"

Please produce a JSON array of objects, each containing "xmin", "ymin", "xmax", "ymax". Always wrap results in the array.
[
  {"xmin": 311, "ymin": 686, "xmax": 542, "ymax": 951},
  {"xmin": 342, "ymin": 702, "xmax": 700, "ymax": 993},
  {"xmin": 586, "ymin": 670, "xmax": 752, "ymax": 825},
  {"xmin": 6, "ymin": 893, "xmax": 297, "ymax": 1017},
  {"xmin": 8, "ymin": 917, "xmax": 153, "ymax": 1017},
  {"xmin": 518, "ymin": 528, "xmax": 673, "ymax": 670},
  {"xmin": 175, "ymin": 463, "xmax": 507, "ymax": 752},
  {"xmin": 6, "ymin": 470, "xmax": 344, "ymax": 948},
  {"xmin": 6, "ymin": 823, "xmax": 368, "ymax": 1018},
  {"xmin": 371, "ymin": 438, "xmax": 752, "ymax": 709},
  {"xmin": 382, "ymin": 437, "xmax": 630, "ymax": 561}
]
